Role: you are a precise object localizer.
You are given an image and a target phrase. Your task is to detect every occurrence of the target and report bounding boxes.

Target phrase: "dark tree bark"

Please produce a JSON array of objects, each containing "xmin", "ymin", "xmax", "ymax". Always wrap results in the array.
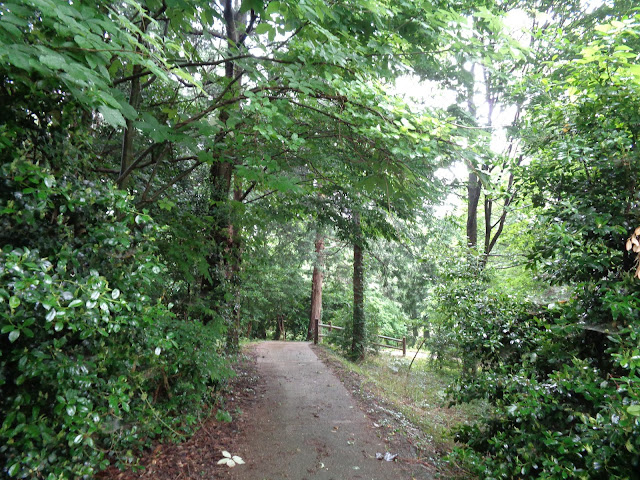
[
  {"xmin": 118, "ymin": 65, "xmax": 142, "ymax": 190},
  {"xmin": 273, "ymin": 314, "xmax": 285, "ymax": 340},
  {"xmin": 466, "ymin": 170, "xmax": 481, "ymax": 248},
  {"xmin": 201, "ymin": 0, "xmax": 247, "ymax": 353},
  {"xmin": 307, "ymin": 229, "xmax": 325, "ymax": 340},
  {"xmin": 351, "ymin": 212, "xmax": 365, "ymax": 360},
  {"xmin": 465, "ymin": 62, "xmax": 481, "ymax": 250}
]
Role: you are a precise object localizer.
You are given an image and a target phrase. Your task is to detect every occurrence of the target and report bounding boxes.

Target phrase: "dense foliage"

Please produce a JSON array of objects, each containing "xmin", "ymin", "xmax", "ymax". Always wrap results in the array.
[
  {"xmin": 0, "ymin": 160, "xmax": 228, "ymax": 477},
  {"xmin": 0, "ymin": 0, "xmax": 456, "ymax": 476},
  {"xmin": 444, "ymin": 11, "xmax": 640, "ymax": 480}
]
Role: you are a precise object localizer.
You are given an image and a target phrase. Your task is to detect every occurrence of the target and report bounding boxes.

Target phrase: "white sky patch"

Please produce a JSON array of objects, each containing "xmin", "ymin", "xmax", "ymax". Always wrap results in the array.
[
  {"xmin": 434, "ymin": 162, "xmax": 466, "ymax": 218},
  {"xmin": 391, "ymin": 75, "xmax": 457, "ymax": 109},
  {"xmin": 503, "ymin": 8, "xmax": 536, "ymax": 47},
  {"xmin": 436, "ymin": 161, "xmax": 467, "ymax": 182}
]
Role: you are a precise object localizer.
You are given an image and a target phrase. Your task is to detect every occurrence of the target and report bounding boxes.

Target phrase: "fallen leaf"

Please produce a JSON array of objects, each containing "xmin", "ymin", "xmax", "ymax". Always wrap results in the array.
[{"xmin": 376, "ymin": 452, "xmax": 398, "ymax": 461}]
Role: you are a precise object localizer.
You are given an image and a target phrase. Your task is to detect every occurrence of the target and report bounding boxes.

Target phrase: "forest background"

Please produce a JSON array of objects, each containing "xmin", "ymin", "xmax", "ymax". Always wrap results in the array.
[{"xmin": 1, "ymin": 0, "xmax": 640, "ymax": 478}]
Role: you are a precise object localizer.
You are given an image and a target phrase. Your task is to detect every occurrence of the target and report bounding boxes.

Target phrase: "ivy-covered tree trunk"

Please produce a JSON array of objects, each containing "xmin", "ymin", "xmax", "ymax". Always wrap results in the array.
[
  {"xmin": 202, "ymin": 0, "xmax": 244, "ymax": 353},
  {"xmin": 351, "ymin": 213, "xmax": 365, "ymax": 360},
  {"xmin": 307, "ymin": 229, "xmax": 325, "ymax": 340},
  {"xmin": 226, "ymin": 180, "xmax": 244, "ymax": 352}
]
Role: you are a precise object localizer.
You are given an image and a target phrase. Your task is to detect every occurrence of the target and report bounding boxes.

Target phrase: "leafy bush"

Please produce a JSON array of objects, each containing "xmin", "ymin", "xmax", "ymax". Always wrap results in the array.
[
  {"xmin": 365, "ymin": 291, "xmax": 408, "ymax": 341},
  {"xmin": 449, "ymin": 305, "xmax": 640, "ymax": 480},
  {"xmin": 0, "ymin": 160, "xmax": 229, "ymax": 478},
  {"xmin": 445, "ymin": 17, "xmax": 640, "ymax": 478},
  {"xmin": 436, "ymin": 257, "xmax": 640, "ymax": 479}
]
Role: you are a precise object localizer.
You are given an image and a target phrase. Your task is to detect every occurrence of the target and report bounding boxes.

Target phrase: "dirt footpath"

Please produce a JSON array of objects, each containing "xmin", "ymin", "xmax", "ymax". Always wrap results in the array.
[{"xmin": 222, "ymin": 341, "xmax": 412, "ymax": 480}]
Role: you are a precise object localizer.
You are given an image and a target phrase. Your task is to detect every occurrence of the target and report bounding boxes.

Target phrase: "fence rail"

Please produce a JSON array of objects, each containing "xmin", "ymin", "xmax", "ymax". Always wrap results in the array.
[{"xmin": 313, "ymin": 318, "xmax": 406, "ymax": 356}]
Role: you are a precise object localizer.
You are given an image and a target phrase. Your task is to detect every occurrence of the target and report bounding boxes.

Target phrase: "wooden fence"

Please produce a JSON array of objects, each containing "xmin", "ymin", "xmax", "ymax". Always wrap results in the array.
[{"xmin": 313, "ymin": 318, "xmax": 406, "ymax": 356}]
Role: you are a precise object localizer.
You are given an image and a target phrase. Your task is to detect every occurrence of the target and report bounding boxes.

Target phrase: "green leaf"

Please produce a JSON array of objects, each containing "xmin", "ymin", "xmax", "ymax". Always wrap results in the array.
[
  {"xmin": 9, "ymin": 296, "xmax": 20, "ymax": 309},
  {"xmin": 8, "ymin": 330, "xmax": 20, "ymax": 342},
  {"xmin": 254, "ymin": 23, "xmax": 274, "ymax": 36},
  {"xmin": 98, "ymin": 105, "xmax": 126, "ymax": 128},
  {"xmin": 8, "ymin": 463, "xmax": 20, "ymax": 476},
  {"xmin": 239, "ymin": 0, "xmax": 264, "ymax": 14},
  {"xmin": 594, "ymin": 23, "xmax": 614, "ymax": 33},
  {"xmin": 39, "ymin": 53, "xmax": 68, "ymax": 70},
  {"xmin": 627, "ymin": 64, "xmax": 640, "ymax": 81},
  {"xmin": 68, "ymin": 299, "xmax": 83, "ymax": 308},
  {"xmin": 215, "ymin": 409, "xmax": 233, "ymax": 422},
  {"xmin": 266, "ymin": 1, "xmax": 280, "ymax": 16},
  {"xmin": 43, "ymin": 175, "xmax": 56, "ymax": 188},
  {"xmin": 627, "ymin": 405, "xmax": 640, "ymax": 416}
]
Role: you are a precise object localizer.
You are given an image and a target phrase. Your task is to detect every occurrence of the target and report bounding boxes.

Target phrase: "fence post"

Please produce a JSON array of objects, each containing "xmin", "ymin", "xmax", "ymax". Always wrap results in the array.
[
  {"xmin": 402, "ymin": 337, "xmax": 406, "ymax": 356},
  {"xmin": 314, "ymin": 318, "xmax": 319, "ymax": 345}
]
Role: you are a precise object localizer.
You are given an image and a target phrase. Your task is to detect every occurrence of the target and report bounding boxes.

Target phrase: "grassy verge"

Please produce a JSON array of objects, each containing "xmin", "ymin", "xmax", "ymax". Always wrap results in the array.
[{"xmin": 315, "ymin": 345, "xmax": 482, "ymax": 478}]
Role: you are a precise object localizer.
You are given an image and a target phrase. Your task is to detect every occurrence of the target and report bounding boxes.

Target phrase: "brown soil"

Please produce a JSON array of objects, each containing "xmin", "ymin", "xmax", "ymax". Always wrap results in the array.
[{"xmin": 97, "ymin": 351, "xmax": 263, "ymax": 480}]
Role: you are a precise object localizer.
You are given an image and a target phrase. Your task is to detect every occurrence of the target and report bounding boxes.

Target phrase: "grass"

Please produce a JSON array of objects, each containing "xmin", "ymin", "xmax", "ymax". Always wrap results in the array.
[{"xmin": 318, "ymin": 344, "xmax": 483, "ymax": 475}]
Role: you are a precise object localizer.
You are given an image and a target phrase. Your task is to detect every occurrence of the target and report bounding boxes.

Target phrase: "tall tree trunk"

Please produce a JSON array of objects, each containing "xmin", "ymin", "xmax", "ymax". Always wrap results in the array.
[
  {"xmin": 467, "ymin": 171, "xmax": 481, "ymax": 248},
  {"xmin": 118, "ymin": 57, "xmax": 145, "ymax": 189},
  {"xmin": 225, "ymin": 179, "xmax": 243, "ymax": 352},
  {"xmin": 307, "ymin": 229, "xmax": 325, "ymax": 340},
  {"xmin": 202, "ymin": 0, "xmax": 243, "ymax": 353},
  {"xmin": 465, "ymin": 63, "xmax": 481, "ymax": 250},
  {"xmin": 351, "ymin": 212, "xmax": 365, "ymax": 360}
]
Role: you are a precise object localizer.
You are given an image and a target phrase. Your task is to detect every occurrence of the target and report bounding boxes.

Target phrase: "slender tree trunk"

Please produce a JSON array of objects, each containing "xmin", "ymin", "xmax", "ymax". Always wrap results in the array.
[
  {"xmin": 202, "ymin": 0, "xmax": 244, "ymax": 353},
  {"xmin": 483, "ymin": 194, "xmax": 492, "ymax": 254},
  {"xmin": 307, "ymin": 229, "xmax": 325, "ymax": 340},
  {"xmin": 118, "ymin": 67, "xmax": 142, "ymax": 190},
  {"xmin": 467, "ymin": 171, "xmax": 481, "ymax": 248},
  {"xmin": 351, "ymin": 212, "xmax": 365, "ymax": 360},
  {"xmin": 465, "ymin": 62, "xmax": 481, "ymax": 250},
  {"xmin": 117, "ymin": 8, "xmax": 153, "ymax": 190}
]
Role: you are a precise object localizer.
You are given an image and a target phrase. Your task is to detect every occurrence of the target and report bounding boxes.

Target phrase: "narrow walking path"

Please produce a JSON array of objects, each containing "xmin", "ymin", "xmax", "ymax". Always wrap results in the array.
[{"xmin": 222, "ymin": 341, "xmax": 412, "ymax": 480}]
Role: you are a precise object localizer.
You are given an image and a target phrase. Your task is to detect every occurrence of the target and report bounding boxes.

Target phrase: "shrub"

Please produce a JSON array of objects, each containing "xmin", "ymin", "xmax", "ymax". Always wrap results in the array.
[
  {"xmin": 447, "ymin": 289, "xmax": 640, "ymax": 479},
  {"xmin": 0, "ymin": 160, "xmax": 229, "ymax": 478}
]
